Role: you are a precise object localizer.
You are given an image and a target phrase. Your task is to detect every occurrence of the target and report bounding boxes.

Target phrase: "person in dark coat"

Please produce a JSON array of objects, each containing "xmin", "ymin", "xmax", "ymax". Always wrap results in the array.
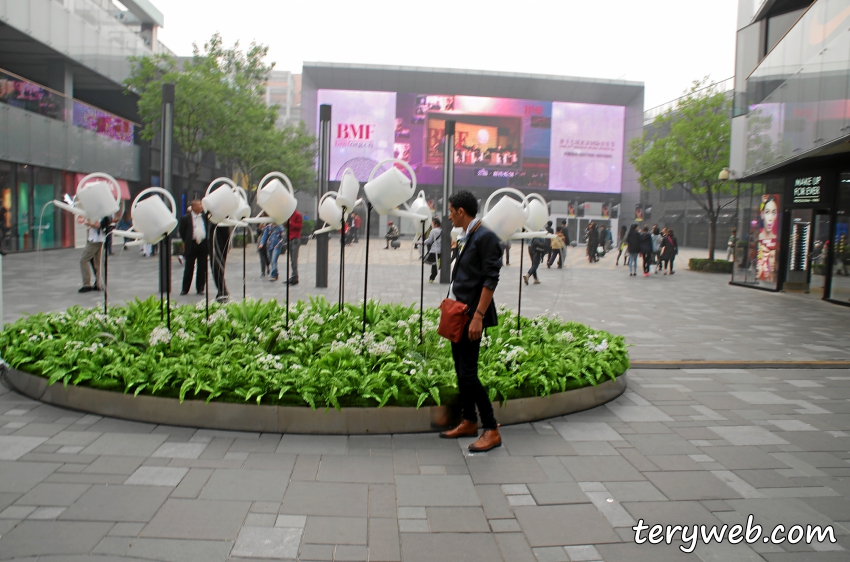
[
  {"xmin": 438, "ymin": 190, "xmax": 503, "ymax": 453},
  {"xmin": 178, "ymin": 200, "xmax": 208, "ymax": 295},
  {"xmin": 639, "ymin": 226, "xmax": 653, "ymax": 276},
  {"xmin": 616, "ymin": 224, "xmax": 628, "ymax": 266},
  {"xmin": 661, "ymin": 228, "xmax": 679, "ymax": 274},
  {"xmin": 586, "ymin": 222, "xmax": 599, "ymax": 263},
  {"xmin": 626, "ymin": 224, "xmax": 642, "ymax": 277}
]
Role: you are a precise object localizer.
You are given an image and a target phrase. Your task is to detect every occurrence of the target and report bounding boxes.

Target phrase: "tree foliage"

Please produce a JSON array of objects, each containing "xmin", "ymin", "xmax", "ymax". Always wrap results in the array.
[
  {"xmin": 125, "ymin": 34, "xmax": 315, "ymax": 195},
  {"xmin": 628, "ymin": 78, "xmax": 733, "ymax": 259}
]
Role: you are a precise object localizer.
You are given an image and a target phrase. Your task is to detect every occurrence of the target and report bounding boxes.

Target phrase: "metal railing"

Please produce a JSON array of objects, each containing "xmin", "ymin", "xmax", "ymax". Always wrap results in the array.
[
  {"xmin": 644, "ymin": 77, "xmax": 735, "ymax": 126},
  {"xmin": 0, "ymin": 67, "xmax": 137, "ymax": 145}
]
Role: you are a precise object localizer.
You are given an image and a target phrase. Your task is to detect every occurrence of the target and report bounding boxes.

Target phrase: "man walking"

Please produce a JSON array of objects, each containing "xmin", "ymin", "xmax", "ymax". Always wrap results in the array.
[
  {"xmin": 79, "ymin": 216, "xmax": 108, "ymax": 293},
  {"xmin": 385, "ymin": 221, "xmax": 399, "ymax": 249},
  {"xmin": 178, "ymin": 200, "xmax": 208, "ymax": 295},
  {"xmin": 209, "ymin": 220, "xmax": 231, "ymax": 302},
  {"xmin": 439, "ymin": 190, "xmax": 503, "ymax": 452}
]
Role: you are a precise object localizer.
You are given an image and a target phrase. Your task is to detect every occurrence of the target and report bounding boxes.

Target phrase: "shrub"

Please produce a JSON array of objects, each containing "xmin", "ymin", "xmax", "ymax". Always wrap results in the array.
[
  {"xmin": 688, "ymin": 258, "xmax": 733, "ymax": 273},
  {"xmin": 0, "ymin": 297, "xmax": 629, "ymax": 410}
]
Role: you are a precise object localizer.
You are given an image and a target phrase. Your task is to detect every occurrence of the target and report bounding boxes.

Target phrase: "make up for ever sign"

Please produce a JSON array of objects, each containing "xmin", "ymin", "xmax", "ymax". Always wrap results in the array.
[{"xmin": 792, "ymin": 176, "xmax": 822, "ymax": 204}]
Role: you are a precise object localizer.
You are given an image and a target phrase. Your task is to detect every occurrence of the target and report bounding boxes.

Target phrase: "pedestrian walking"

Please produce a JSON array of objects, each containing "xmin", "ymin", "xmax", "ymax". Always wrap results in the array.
[
  {"xmin": 640, "ymin": 226, "xmax": 653, "ymax": 276},
  {"xmin": 285, "ymin": 209, "xmax": 303, "ymax": 286},
  {"xmin": 178, "ymin": 199, "xmax": 208, "ymax": 295},
  {"xmin": 385, "ymin": 221, "xmax": 399, "ymax": 249},
  {"xmin": 651, "ymin": 226, "xmax": 663, "ymax": 274},
  {"xmin": 661, "ymin": 228, "xmax": 679, "ymax": 274},
  {"xmin": 501, "ymin": 238, "xmax": 512, "ymax": 266},
  {"xmin": 616, "ymin": 225, "xmax": 628, "ymax": 266},
  {"xmin": 256, "ymin": 224, "xmax": 270, "ymax": 277},
  {"xmin": 78, "ymin": 216, "xmax": 108, "ymax": 292},
  {"xmin": 548, "ymin": 229, "xmax": 565, "ymax": 268},
  {"xmin": 424, "ymin": 217, "xmax": 442, "ymax": 282},
  {"xmin": 727, "ymin": 228, "xmax": 736, "ymax": 261},
  {"xmin": 524, "ymin": 235, "xmax": 547, "ymax": 285},
  {"xmin": 260, "ymin": 223, "xmax": 285, "ymax": 281},
  {"xmin": 558, "ymin": 220, "xmax": 569, "ymax": 266},
  {"xmin": 586, "ymin": 222, "xmax": 599, "ymax": 263},
  {"xmin": 626, "ymin": 224, "xmax": 641, "ymax": 277}
]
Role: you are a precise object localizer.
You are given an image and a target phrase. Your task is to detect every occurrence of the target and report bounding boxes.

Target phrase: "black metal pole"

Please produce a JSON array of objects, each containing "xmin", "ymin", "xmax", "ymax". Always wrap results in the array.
[
  {"xmin": 242, "ymin": 226, "xmax": 246, "ymax": 301},
  {"xmin": 285, "ymin": 218, "xmax": 291, "ymax": 330},
  {"xmin": 518, "ymin": 238, "xmax": 524, "ymax": 333},
  {"xmin": 165, "ymin": 236, "xmax": 171, "ymax": 330},
  {"xmin": 103, "ymin": 234, "xmax": 108, "ymax": 316},
  {"xmin": 362, "ymin": 203, "xmax": 372, "ymax": 334},
  {"xmin": 419, "ymin": 219, "xmax": 425, "ymax": 344},
  {"xmin": 205, "ymin": 244, "xmax": 210, "ymax": 334},
  {"xmin": 339, "ymin": 206, "xmax": 347, "ymax": 312},
  {"xmin": 440, "ymin": 121, "xmax": 455, "ymax": 284},
  {"xmin": 316, "ymin": 104, "xmax": 331, "ymax": 288},
  {"xmin": 160, "ymin": 82, "xmax": 174, "ymax": 326}
]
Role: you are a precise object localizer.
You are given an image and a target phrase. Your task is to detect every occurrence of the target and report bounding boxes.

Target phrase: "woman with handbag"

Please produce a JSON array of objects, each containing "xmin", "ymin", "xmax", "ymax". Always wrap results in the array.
[{"xmin": 423, "ymin": 217, "xmax": 442, "ymax": 282}]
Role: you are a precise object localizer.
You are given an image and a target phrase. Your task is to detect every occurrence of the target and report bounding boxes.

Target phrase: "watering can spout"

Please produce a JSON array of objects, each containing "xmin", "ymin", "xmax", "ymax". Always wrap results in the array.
[{"xmin": 52, "ymin": 200, "xmax": 82, "ymax": 216}]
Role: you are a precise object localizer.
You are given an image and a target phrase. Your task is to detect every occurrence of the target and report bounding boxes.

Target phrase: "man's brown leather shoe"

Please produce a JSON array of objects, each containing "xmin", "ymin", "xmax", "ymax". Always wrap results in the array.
[
  {"xmin": 439, "ymin": 420, "xmax": 479, "ymax": 439},
  {"xmin": 468, "ymin": 429, "xmax": 502, "ymax": 452}
]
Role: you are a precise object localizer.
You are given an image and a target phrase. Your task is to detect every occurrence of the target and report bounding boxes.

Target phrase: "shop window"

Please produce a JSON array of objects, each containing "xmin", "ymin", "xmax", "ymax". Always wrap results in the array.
[{"xmin": 829, "ymin": 175, "xmax": 850, "ymax": 301}]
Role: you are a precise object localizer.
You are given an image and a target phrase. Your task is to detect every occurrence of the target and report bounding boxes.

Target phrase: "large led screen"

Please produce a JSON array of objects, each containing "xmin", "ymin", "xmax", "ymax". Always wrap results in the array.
[{"xmin": 317, "ymin": 89, "xmax": 625, "ymax": 193}]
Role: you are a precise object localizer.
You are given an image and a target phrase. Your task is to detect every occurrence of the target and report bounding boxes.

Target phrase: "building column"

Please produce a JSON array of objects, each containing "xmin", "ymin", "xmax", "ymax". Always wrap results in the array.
[{"xmin": 46, "ymin": 59, "xmax": 73, "ymax": 123}]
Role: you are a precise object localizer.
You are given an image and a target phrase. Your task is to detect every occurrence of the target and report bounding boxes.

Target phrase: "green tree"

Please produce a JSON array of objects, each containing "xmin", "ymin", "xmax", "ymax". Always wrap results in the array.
[
  {"xmin": 125, "ymin": 34, "xmax": 315, "ymax": 198},
  {"xmin": 629, "ymin": 78, "xmax": 733, "ymax": 260}
]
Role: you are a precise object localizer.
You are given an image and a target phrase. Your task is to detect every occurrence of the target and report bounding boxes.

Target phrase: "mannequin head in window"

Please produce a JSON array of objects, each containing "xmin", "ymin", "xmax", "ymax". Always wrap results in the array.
[{"xmin": 760, "ymin": 195, "xmax": 778, "ymax": 237}]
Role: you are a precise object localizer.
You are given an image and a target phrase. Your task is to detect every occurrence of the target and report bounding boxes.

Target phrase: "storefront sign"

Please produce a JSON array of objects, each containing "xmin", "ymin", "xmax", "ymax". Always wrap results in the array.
[{"xmin": 792, "ymin": 176, "xmax": 822, "ymax": 204}]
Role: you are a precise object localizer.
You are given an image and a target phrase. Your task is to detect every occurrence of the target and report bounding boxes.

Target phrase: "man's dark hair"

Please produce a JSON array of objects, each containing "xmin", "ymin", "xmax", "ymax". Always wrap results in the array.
[
  {"xmin": 449, "ymin": 190, "xmax": 478, "ymax": 217},
  {"xmin": 432, "ymin": 217, "xmax": 441, "ymax": 227}
]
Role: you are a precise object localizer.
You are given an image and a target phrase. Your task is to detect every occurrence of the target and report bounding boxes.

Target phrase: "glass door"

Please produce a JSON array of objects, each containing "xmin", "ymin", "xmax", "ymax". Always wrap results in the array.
[
  {"xmin": 829, "ymin": 177, "xmax": 850, "ymax": 302},
  {"xmin": 810, "ymin": 213, "xmax": 831, "ymax": 297},
  {"xmin": 786, "ymin": 209, "xmax": 814, "ymax": 292}
]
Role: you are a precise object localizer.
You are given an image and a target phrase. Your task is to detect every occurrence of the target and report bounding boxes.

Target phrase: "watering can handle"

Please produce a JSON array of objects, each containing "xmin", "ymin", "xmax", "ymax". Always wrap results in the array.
[
  {"xmin": 77, "ymin": 172, "xmax": 121, "ymax": 203},
  {"xmin": 368, "ymin": 158, "xmax": 417, "ymax": 191},
  {"xmin": 205, "ymin": 177, "xmax": 237, "ymax": 197},
  {"xmin": 319, "ymin": 191, "xmax": 338, "ymax": 205},
  {"xmin": 258, "ymin": 172, "xmax": 294, "ymax": 196},
  {"xmin": 483, "ymin": 187, "xmax": 527, "ymax": 215},
  {"xmin": 132, "ymin": 187, "xmax": 177, "ymax": 217}
]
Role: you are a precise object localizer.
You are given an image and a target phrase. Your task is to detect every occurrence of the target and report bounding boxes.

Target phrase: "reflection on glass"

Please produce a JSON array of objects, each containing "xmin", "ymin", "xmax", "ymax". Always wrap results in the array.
[{"xmin": 829, "ymin": 176, "xmax": 850, "ymax": 301}]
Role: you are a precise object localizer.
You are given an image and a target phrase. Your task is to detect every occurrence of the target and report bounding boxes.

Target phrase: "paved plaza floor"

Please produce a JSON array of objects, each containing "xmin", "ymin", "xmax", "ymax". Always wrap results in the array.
[{"xmin": 0, "ymin": 241, "xmax": 849, "ymax": 561}]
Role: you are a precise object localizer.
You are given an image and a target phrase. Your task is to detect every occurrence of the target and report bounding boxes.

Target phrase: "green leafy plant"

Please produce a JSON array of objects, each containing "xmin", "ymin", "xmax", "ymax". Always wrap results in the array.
[
  {"xmin": 0, "ymin": 297, "xmax": 629, "ymax": 410},
  {"xmin": 688, "ymin": 258, "xmax": 733, "ymax": 273}
]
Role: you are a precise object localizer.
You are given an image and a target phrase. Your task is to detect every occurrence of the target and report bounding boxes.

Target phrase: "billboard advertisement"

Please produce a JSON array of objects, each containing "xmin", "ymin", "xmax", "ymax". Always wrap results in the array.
[{"xmin": 317, "ymin": 89, "xmax": 625, "ymax": 193}]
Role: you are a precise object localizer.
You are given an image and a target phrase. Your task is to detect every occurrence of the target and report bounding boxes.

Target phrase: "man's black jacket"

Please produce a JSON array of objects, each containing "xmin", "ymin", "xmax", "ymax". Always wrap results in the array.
[{"xmin": 450, "ymin": 223, "xmax": 502, "ymax": 329}]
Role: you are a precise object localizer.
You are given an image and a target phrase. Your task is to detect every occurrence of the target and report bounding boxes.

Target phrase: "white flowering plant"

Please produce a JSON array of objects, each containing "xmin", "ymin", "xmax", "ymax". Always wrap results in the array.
[{"xmin": 0, "ymin": 297, "xmax": 628, "ymax": 409}]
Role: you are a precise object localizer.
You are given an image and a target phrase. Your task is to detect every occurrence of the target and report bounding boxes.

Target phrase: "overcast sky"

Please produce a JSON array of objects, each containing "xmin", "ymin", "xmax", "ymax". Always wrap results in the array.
[{"xmin": 155, "ymin": 0, "xmax": 739, "ymax": 110}]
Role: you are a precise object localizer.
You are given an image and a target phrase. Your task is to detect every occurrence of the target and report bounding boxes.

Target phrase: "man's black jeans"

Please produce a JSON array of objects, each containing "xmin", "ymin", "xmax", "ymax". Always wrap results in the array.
[{"xmin": 450, "ymin": 326, "xmax": 497, "ymax": 430}]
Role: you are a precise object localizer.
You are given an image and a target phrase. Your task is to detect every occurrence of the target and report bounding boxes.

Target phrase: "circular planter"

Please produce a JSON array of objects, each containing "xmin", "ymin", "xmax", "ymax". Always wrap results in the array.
[{"xmin": 3, "ymin": 368, "xmax": 626, "ymax": 435}]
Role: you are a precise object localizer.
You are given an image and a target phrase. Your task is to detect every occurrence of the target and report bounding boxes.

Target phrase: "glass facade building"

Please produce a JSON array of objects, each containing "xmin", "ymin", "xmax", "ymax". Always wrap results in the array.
[{"xmin": 730, "ymin": 0, "xmax": 850, "ymax": 305}]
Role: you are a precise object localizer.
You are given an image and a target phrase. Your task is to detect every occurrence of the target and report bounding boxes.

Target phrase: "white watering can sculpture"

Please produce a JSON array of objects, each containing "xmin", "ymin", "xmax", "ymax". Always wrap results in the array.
[
  {"xmin": 364, "ymin": 159, "xmax": 430, "ymax": 222},
  {"xmin": 53, "ymin": 172, "xmax": 121, "ymax": 221},
  {"xmin": 202, "ymin": 178, "xmax": 241, "ymax": 225},
  {"xmin": 113, "ymin": 188, "xmax": 178, "ymax": 246},
  {"xmin": 313, "ymin": 167, "xmax": 365, "ymax": 236},
  {"xmin": 243, "ymin": 172, "xmax": 297, "ymax": 225},
  {"xmin": 481, "ymin": 188, "xmax": 554, "ymax": 241}
]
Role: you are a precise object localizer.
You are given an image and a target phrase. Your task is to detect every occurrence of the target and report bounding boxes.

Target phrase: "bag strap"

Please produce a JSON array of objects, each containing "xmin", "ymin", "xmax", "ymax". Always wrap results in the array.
[{"xmin": 447, "ymin": 220, "xmax": 482, "ymax": 293}]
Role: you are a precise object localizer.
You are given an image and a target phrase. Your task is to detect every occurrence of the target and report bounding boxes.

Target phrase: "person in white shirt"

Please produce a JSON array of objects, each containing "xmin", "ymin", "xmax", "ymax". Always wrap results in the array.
[
  {"xmin": 79, "ymin": 217, "xmax": 106, "ymax": 293},
  {"xmin": 178, "ymin": 200, "xmax": 208, "ymax": 295}
]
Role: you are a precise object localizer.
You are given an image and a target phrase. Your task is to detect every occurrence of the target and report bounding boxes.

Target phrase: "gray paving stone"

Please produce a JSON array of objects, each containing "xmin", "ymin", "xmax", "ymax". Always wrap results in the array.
[
  {"xmin": 290, "ymin": 454, "xmax": 321, "ymax": 481},
  {"xmin": 507, "ymin": 494, "xmax": 536, "ymax": 506},
  {"xmin": 0, "ymin": 436, "xmax": 47, "ymax": 460},
  {"xmin": 560, "ymin": 456, "xmax": 645, "ymax": 482},
  {"xmin": 298, "ymin": 543, "xmax": 335, "ymax": 561},
  {"xmin": 60, "ymin": 485, "xmax": 171, "ymax": 522},
  {"xmin": 45, "ymin": 431, "xmax": 102, "ymax": 447},
  {"xmin": 532, "ymin": 546, "xmax": 569, "ymax": 561},
  {"xmin": 276, "ymin": 434, "xmax": 347, "ymax": 455},
  {"xmin": 0, "ymin": 520, "xmax": 112, "ymax": 557},
  {"xmin": 644, "ymin": 471, "xmax": 743, "ymax": 501},
  {"xmin": 303, "ymin": 515, "xmax": 366, "ymax": 544},
  {"xmin": 15, "ymin": 483, "xmax": 91, "ymax": 506},
  {"xmin": 396, "ymin": 475, "xmax": 480, "ymax": 507},
  {"xmin": 241, "ymin": 453, "xmax": 297, "ymax": 471},
  {"xmin": 348, "ymin": 434, "xmax": 393, "ymax": 449},
  {"xmin": 528, "ymin": 482, "xmax": 589, "ymax": 505},
  {"xmin": 493, "ymin": 533, "xmax": 537, "ymax": 561},
  {"xmin": 27, "ymin": 506, "xmax": 67, "ymax": 519},
  {"xmin": 315, "ymin": 455, "xmax": 393, "ymax": 483},
  {"xmin": 275, "ymin": 514, "xmax": 307, "ymax": 527},
  {"xmin": 199, "ymin": 469, "xmax": 289, "ymax": 501},
  {"xmin": 92, "ymin": 536, "xmax": 134, "ymax": 556},
  {"xmin": 334, "ymin": 545, "xmax": 368, "ymax": 561},
  {"xmin": 426, "ymin": 507, "xmax": 490, "ymax": 532},
  {"xmin": 466, "ymin": 456, "xmax": 549, "ymax": 484},
  {"xmin": 125, "ymin": 466, "xmax": 189, "ymax": 487},
  {"xmin": 536, "ymin": 456, "xmax": 576, "ymax": 482},
  {"xmin": 151, "ymin": 442, "xmax": 208, "ymax": 459},
  {"xmin": 502, "ymin": 434, "xmax": 577, "ymax": 456},
  {"xmin": 0, "ymin": 492, "xmax": 19, "ymax": 512},
  {"xmin": 400, "ymin": 532, "xmax": 503, "ymax": 562},
  {"xmin": 622, "ymin": 502, "xmax": 725, "ymax": 532},
  {"xmin": 646, "ymin": 454, "xmax": 705, "ymax": 471},
  {"xmin": 141, "ymin": 498, "xmax": 251, "ymax": 540},
  {"xmin": 368, "ymin": 484, "xmax": 396, "ymax": 518},
  {"xmin": 596, "ymin": 541, "xmax": 694, "ymax": 561},
  {"xmin": 415, "ymin": 448, "xmax": 466, "ymax": 466},
  {"xmin": 624, "ymin": 434, "xmax": 702, "ymax": 455},
  {"xmin": 604, "ymin": 481, "xmax": 667, "ymax": 502},
  {"xmin": 126, "ymin": 537, "xmax": 233, "ymax": 562},
  {"xmin": 490, "ymin": 518, "xmax": 522, "ymax": 532},
  {"xmin": 230, "ymin": 526, "xmax": 302, "ymax": 559},
  {"xmin": 108, "ymin": 522, "xmax": 146, "ymax": 537},
  {"xmin": 392, "ymin": 450, "xmax": 420, "ymax": 475},
  {"xmin": 229, "ymin": 434, "xmax": 282, "ymax": 453},
  {"xmin": 397, "ymin": 507, "xmax": 426, "ymax": 519},
  {"xmin": 606, "ymin": 403, "xmax": 675, "ymax": 422},
  {"xmin": 514, "ymin": 504, "xmax": 621, "ymax": 546},
  {"xmin": 565, "ymin": 544, "xmax": 602, "ymax": 561},
  {"xmin": 83, "ymin": 455, "xmax": 146, "ymax": 475},
  {"xmin": 552, "ymin": 421, "xmax": 624, "ymax": 441},
  {"xmin": 80, "ymin": 433, "xmax": 168, "ymax": 457},
  {"xmin": 398, "ymin": 518, "xmax": 429, "ymax": 532},
  {"xmin": 281, "ymin": 482, "xmax": 368, "ymax": 516},
  {"xmin": 708, "ymin": 425, "xmax": 790, "ymax": 446},
  {"xmin": 244, "ymin": 513, "xmax": 277, "ymax": 527},
  {"xmin": 170, "ymin": 468, "xmax": 213, "ymax": 499},
  {"xmin": 0, "ymin": 505, "xmax": 35, "ymax": 518}
]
